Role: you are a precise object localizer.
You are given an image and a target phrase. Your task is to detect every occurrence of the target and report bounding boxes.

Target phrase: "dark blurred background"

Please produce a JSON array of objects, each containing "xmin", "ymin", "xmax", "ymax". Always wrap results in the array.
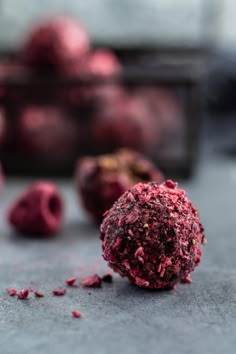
[{"xmin": 0, "ymin": 0, "xmax": 231, "ymax": 179}]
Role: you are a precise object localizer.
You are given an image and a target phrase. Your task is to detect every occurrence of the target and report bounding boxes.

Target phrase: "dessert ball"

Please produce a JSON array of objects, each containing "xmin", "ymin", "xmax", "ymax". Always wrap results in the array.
[
  {"xmin": 8, "ymin": 181, "xmax": 63, "ymax": 236},
  {"xmin": 22, "ymin": 16, "xmax": 90, "ymax": 74},
  {"xmin": 133, "ymin": 88, "xmax": 182, "ymax": 142},
  {"xmin": 91, "ymin": 94, "xmax": 160, "ymax": 153},
  {"xmin": 76, "ymin": 149, "xmax": 163, "ymax": 222},
  {"xmin": 63, "ymin": 49, "xmax": 122, "ymax": 108},
  {"xmin": 16, "ymin": 106, "xmax": 79, "ymax": 161},
  {"xmin": 100, "ymin": 180, "xmax": 206, "ymax": 289}
]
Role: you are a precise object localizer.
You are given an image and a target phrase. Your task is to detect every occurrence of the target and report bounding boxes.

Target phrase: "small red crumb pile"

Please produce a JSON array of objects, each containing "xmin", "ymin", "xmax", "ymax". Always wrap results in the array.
[
  {"xmin": 100, "ymin": 180, "xmax": 206, "ymax": 289},
  {"xmin": 34, "ymin": 291, "xmax": 44, "ymax": 298},
  {"xmin": 52, "ymin": 289, "xmax": 66, "ymax": 296},
  {"xmin": 17, "ymin": 289, "xmax": 29, "ymax": 300},
  {"xmin": 76, "ymin": 149, "xmax": 163, "ymax": 222},
  {"xmin": 81, "ymin": 274, "xmax": 102, "ymax": 288},
  {"xmin": 8, "ymin": 181, "xmax": 63, "ymax": 236},
  {"xmin": 66, "ymin": 277, "xmax": 77, "ymax": 287},
  {"xmin": 7, "ymin": 288, "xmax": 17, "ymax": 296},
  {"xmin": 72, "ymin": 310, "xmax": 82, "ymax": 318}
]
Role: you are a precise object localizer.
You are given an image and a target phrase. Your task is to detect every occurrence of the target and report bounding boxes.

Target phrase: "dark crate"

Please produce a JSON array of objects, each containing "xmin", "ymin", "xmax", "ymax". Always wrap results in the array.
[{"xmin": 0, "ymin": 47, "xmax": 207, "ymax": 178}]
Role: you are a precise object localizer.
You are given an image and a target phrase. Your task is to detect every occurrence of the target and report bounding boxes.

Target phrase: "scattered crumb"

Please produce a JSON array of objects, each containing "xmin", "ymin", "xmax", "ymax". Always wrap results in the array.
[
  {"xmin": 52, "ymin": 289, "xmax": 66, "ymax": 296},
  {"xmin": 72, "ymin": 310, "xmax": 82, "ymax": 318},
  {"xmin": 17, "ymin": 289, "xmax": 29, "ymax": 300},
  {"xmin": 66, "ymin": 277, "xmax": 76, "ymax": 287},
  {"xmin": 34, "ymin": 291, "xmax": 44, "ymax": 297},
  {"xmin": 102, "ymin": 272, "xmax": 113, "ymax": 283},
  {"xmin": 81, "ymin": 274, "xmax": 102, "ymax": 288},
  {"xmin": 7, "ymin": 288, "xmax": 17, "ymax": 296}
]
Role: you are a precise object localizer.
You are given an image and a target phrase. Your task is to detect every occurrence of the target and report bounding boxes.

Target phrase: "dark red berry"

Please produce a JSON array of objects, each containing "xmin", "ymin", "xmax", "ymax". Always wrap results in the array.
[{"xmin": 8, "ymin": 181, "xmax": 63, "ymax": 236}]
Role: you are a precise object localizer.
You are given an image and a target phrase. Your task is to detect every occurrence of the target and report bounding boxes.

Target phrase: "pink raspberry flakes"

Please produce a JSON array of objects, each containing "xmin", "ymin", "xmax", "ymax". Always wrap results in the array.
[
  {"xmin": 72, "ymin": 310, "xmax": 82, "ymax": 318},
  {"xmin": 34, "ymin": 291, "xmax": 44, "ymax": 297},
  {"xmin": 52, "ymin": 289, "xmax": 66, "ymax": 296},
  {"xmin": 81, "ymin": 274, "xmax": 102, "ymax": 288},
  {"xmin": 7, "ymin": 288, "xmax": 17, "ymax": 296},
  {"xmin": 66, "ymin": 277, "xmax": 76, "ymax": 287},
  {"xmin": 17, "ymin": 289, "xmax": 29, "ymax": 300}
]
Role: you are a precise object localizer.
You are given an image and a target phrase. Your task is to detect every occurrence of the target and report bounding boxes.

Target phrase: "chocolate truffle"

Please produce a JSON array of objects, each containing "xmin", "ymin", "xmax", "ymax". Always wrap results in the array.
[
  {"xmin": 8, "ymin": 181, "xmax": 63, "ymax": 236},
  {"xmin": 91, "ymin": 95, "xmax": 160, "ymax": 153},
  {"xmin": 100, "ymin": 180, "xmax": 206, "ymax": 289},
  {"xmin": 16, "ymin": 106, "xmax": 79, "ymax": 161},
  {"xmin": 76, "ymin": 149, "xmax": 163, "ymax": 222},
  {"xmin": 22, "ymin": 16, "xmax": 89, "ymax": 74}
]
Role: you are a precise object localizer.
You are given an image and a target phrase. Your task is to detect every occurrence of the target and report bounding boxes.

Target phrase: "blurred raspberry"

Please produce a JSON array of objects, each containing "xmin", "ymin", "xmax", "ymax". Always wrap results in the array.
[
  {"xmin": 90, "ymin": 94, "xmax": 160, "ymax": 153},
  {"xmin": 86, "ymin": 49, "xmax": 121, "ymax": 77},
  {"xmin": 133, "ymin": 88, "xmax": 182, "ymax": 142},
  {"xmin": 8, "ymin": 181, "xmax": 63, "ymax": 236},
  {"xmin": 15, "ymin": 106, "xmax": 79, "ymax": 161},
  {"xmin": 22, "ymin": 16, "xmax": 90, "ymax": 74},
  {"xmin": 61, "ymin": 49, "xmax": 122, "ymax": 109},
  {"xmin": 75, "ymin": 149, "xmax": 163, "ymax": 222}
]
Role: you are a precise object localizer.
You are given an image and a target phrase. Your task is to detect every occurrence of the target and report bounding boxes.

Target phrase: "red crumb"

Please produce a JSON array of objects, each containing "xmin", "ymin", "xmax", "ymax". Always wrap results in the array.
[
  {"xmin": 72, "ymin": 310, "xmax": 82, "ymax": 318},
  {"xmin": 102, "ymin": 272, "xmax": 113, "ymax": 283},
  {"xmin": 181, "ymin": 276, "xmax": 192, "ymax": 284},
  {"xmin": 17, "ymin": 289, "xmax": 29, "ymax": 299},
  {"xmin": 81, "ymin": 274, "xmax": 102, "ymax": 288},
  {"xmin": 66, "ymin": 277, "xmax": 76, "ymax": 286},
  {"xmin": 7, "ymin": 288, "xmax": 17, "ymax": 296},
  {"xmin": 34, "ymin": 290, "xmax": 44, "ymax": 297},
  {"xmin": 52, "ymin": 289, "xmax": 66, "ymax": 296}
]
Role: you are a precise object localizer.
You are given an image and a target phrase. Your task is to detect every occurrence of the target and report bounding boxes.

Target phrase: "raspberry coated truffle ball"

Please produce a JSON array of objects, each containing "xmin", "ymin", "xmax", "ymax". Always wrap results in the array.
[
  {"xmin": 76, "ymin": 149, "xmax": 163, "ymax": 222},
  {"xmin": 22, "ymin": 16, "xmax": 89, "ymax": 74},
  {"xmin": 100, "ymin": 180, "xmax": 206, "ymax": 289},
  {"xmin": 16, "ymin": 106, "xmax": 79, "ymax": 161},
  {"xmin": 8, "ymin": 181, "xmax": 63, "ymax": 236},
  {"xmin": 91, "ymin": 95, "xmax": 160, "ymax": 153}
]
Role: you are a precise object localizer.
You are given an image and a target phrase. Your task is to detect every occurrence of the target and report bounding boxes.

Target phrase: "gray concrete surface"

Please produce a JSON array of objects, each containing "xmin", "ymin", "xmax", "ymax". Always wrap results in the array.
[{"xmin": 0, "ymin": 126, "xmax": 236, "ymax": 353}]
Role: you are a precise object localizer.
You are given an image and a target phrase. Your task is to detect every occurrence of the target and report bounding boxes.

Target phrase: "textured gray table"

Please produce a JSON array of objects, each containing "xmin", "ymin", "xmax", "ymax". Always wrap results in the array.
[{"xmin": 0, "ymin": 129, "xmax": 236, "ymax": 354}]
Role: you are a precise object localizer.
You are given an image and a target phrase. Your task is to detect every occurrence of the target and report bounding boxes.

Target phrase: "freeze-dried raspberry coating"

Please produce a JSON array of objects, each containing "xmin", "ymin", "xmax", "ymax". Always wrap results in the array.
[
  {"xmin": 22, "ymin": 16, "xmax": 89, "ymax": 74},
  {"xmin": 76, "ymin": 149, "xmax": 163, "ymax": 222},
  {"xmin": 100, "ymin": 180, "xmax": 205, "ymax": 289},
  {"xmin": 8, "ymin": 181, "xmax": 63, "ymax": 236}
]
